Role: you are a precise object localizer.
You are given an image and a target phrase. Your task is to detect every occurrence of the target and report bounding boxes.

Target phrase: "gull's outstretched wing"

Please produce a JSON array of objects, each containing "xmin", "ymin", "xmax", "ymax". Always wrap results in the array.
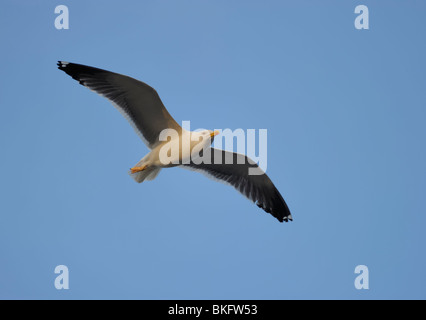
[
  {"xmin": 182, "ymin": 148, "xmax": 292, "ymax": 223},
  {"xmin": 57, "ymin": 61, "xmax": 181, "ymax": 149}
]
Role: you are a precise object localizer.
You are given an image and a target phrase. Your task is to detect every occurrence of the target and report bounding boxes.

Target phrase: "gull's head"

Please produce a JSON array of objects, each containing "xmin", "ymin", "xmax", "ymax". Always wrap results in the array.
[
  {"xmin": 189, "ymin": 130, "xmax": 220, "ymax": 158},
  {"xmin": 206, "ymin": 130, "xmax": 220, "ymax": 144},
  {"xmin": 194, "ymin": 129, "xmax": 220, "ymax": 140},
  {"xmin": 209, "ymin": 130, "xmax": 220, "ymax": 139},
  {"xmin": 191, "ymin": 130, "xmax": 220, "ymax": 148}
]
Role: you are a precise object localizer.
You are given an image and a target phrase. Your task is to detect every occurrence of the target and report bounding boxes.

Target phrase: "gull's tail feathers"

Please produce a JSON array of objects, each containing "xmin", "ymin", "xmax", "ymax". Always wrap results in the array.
[
  {"xmin": 129, "ymin": 167, "xmax": 161, "ymax": 183},
  {"xmin": 128, "ymin": 157, "xmax": 161, "ymax": 183}
]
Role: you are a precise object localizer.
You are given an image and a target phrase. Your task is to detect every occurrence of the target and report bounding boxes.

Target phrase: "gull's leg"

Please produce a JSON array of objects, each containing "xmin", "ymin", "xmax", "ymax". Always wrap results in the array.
[{"xmin": 130, "ymin": 164, "xmax": 148, "ymax": 174}]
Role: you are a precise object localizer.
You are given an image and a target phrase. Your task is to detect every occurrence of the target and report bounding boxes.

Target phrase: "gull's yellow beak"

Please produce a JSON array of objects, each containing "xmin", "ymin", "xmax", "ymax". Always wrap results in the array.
[{"xmin": 210, "ymin": 130, "xmax": 220, "ymax": 138}]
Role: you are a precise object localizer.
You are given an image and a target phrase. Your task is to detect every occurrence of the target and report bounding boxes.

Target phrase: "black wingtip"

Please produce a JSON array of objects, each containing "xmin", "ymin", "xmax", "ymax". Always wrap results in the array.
[
  {"xmin": 57, "ymin": 61, "xmax": 70, "ymax": 71},
  {"xmin": 257, "ymin": 200, "xmax": 292, "ymax": 223},
  {"xmin": 57, "ymin": 61, "xmax": 88, "ymax": 85},
  {"xmin": 282, "ymin": 214, "xmax": 293, "ymax": 223}
]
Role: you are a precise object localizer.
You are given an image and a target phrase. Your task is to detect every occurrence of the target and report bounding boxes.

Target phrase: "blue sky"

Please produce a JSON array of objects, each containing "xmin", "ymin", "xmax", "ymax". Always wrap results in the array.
[{"xmin": 1, "ymin": 1, "xmax": 425, "ymax": 299}]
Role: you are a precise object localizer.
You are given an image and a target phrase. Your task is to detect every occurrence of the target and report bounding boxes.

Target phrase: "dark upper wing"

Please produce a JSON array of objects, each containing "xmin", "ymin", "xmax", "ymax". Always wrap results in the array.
[
  {"xmin": 183, "ymin": 148, "xmax": 292, "ymax": 223},
  {"xmin": 57, "ymin": 61, "xmax": 181, "ymax": 149}
]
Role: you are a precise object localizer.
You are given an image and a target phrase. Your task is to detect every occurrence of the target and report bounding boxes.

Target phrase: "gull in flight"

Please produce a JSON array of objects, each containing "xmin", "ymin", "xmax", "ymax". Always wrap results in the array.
[{"xmin": 58, "ymin": 61, "xmax": 292, "ymax": 223}]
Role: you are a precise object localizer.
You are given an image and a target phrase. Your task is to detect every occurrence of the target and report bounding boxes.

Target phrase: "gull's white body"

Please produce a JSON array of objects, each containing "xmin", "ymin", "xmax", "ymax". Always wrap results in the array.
[{"xmin": 131, "ymin": 129, "xmax": 215, "ymax": 182}]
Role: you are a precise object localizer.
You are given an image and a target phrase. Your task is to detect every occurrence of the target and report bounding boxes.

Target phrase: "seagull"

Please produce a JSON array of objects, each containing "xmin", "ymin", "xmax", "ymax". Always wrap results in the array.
[{"xmin": 57, "ymin": 61, "xmax": 292, "ymax": 223}]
